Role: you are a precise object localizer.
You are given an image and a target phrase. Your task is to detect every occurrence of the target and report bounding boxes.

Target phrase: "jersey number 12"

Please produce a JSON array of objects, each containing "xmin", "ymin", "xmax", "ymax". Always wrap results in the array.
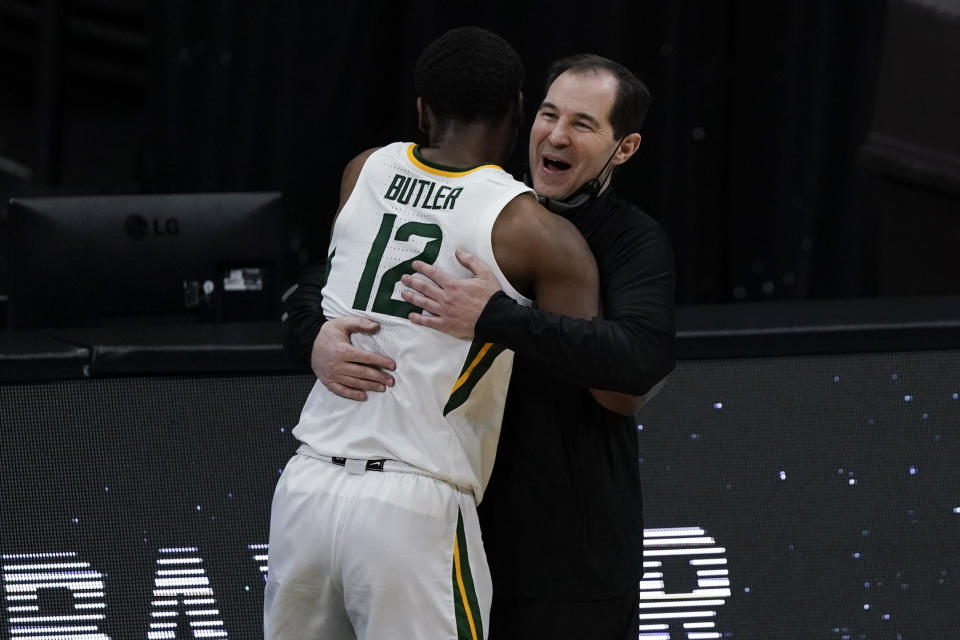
[{"xmin": 352, "ymin": 213, "xmax": 443, "ymax": 318}]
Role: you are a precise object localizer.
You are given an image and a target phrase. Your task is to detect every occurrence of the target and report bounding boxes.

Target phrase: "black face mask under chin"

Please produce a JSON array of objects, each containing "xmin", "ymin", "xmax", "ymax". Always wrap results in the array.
[{"xmin": 534, "ymin": 177, "xmax": 602, "ymax": 214}]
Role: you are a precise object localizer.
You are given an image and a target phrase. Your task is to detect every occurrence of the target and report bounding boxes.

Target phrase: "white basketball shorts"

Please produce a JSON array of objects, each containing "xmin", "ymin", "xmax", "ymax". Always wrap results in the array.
[{"xmin": 263, "ymin": 450, "xmax": 490, "ymax": 640}]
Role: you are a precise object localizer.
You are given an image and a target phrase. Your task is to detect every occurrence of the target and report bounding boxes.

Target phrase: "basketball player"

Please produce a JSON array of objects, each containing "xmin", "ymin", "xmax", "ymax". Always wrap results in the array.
[{"xmin": 263, "ymin": 28, "xmax": 601, "ymax": 640}]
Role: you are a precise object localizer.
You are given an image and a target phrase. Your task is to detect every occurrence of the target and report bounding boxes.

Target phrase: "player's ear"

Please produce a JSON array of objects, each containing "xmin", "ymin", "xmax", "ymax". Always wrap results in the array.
[
  {"xmin": 417, "ymin": 97, "xmax": 428, "ymax": 135},
  {"xmin": 512, "ymin": 91, "xmax": 524, "ymax": 127}
]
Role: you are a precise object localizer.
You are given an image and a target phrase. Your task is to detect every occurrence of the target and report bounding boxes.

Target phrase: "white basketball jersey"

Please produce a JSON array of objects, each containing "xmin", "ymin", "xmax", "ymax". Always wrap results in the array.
[{"xmin": 293, "ymin": 142, "xmax": 534, "ymax": 501}]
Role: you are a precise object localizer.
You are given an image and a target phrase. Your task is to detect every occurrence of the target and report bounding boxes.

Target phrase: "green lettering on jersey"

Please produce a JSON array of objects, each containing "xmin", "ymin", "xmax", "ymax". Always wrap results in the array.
[
  {"xmin": 411, "ymin": 179, "xmax": 430, "ymax": 207},
  {"xmin": 419, "ymin": 181, "xmax": 436, "ymax": 208},
  {"xmin": 372, "ymin": 221, "xmax": 443, "ymax": 317},
  {"xmin": 396, "ymin": 176, "xmax": 415, "ymax": 204},
  {"xmin": 384, "ymin": 174, "xmax": 461, "ymax": 210},
  {"xmin": 384, "ymin": 174, "xmax": 405, "ymax": 201},
  {"xmin": 445, "ymin": 187, "xmax": 462, "ymax": 210},
  {"xmin": 353, "ymin": 213, "xmax": 396, "ymax": 310},
  {"xmin": 431, "ymin": 185, "xmax": 450, "ymax": 209},
  {"xmin": 352, "ymin": 213, "xmax": 444, "ymax": 319},
  {"xmin": 321, "ymin": 248, "xmax": 336, "ymax": 290}
]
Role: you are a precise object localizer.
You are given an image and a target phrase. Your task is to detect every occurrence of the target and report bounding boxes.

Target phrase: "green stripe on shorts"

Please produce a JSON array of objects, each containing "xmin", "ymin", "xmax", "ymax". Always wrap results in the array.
[{"xmin": 452, "ymin": 509, "xmax": 483, "ymax": 640}]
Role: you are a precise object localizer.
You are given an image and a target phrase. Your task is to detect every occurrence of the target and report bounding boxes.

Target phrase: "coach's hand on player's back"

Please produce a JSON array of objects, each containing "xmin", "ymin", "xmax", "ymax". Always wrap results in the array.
[
  {"xmin": 401, "ymin": 249, "xmax": 501, "ymax": 339},
  {"xmin": 311, "ymin": 317, "xmax": 396, "ymax": 401}
]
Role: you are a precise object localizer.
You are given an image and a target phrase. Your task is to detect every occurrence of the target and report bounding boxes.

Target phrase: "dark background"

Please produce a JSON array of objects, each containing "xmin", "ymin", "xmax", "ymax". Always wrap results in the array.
[{"xmin": 1, "ymin": 0, "xmax": 958, "ymax": 316}]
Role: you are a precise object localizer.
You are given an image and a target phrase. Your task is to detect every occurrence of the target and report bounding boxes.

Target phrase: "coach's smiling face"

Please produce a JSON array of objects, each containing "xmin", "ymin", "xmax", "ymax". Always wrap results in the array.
[{"xmin": 528, "ymin": 68, "xmax": 631, "ymax": 201}]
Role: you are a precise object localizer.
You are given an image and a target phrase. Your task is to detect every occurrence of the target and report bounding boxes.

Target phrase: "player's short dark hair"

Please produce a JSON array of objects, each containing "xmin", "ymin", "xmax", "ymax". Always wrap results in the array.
[
  {"xmin": 545, "ymin": 54, "xmax": 651, "ymax": 138},
  {"xmin": 415, "ymin": 26, "xmax": 524, "ymax": 125}
]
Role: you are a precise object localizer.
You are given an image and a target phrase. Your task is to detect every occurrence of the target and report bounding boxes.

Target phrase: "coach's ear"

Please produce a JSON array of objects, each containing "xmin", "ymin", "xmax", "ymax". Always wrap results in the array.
[{"xmin": 612, "ymin": 132, "xmax": 641, "ymax": 166}]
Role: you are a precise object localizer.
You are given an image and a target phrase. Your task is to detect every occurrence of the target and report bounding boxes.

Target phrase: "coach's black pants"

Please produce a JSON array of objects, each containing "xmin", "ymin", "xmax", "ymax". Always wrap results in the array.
[{"xmin": 488, "ymin": 585, "xmax": 640, "ymax": 640}]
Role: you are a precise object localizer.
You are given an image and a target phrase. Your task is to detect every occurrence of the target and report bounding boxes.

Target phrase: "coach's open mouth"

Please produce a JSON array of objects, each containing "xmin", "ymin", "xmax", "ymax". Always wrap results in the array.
[{"xmin": 542, "ymin": 156, "xmax": 571, "ymax": 172}]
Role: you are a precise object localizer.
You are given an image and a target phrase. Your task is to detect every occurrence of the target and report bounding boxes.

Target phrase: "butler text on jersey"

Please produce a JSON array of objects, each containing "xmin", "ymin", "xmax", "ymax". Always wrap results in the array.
[{"xmin": 384, "ymin": 174, "xmax": 463, "ymax": 210}]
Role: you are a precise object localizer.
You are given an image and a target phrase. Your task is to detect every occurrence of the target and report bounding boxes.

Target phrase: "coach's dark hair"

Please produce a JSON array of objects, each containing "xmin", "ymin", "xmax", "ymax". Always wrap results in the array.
[
  {"xmin": 545, "ymin": 54, "xmax": 651, "ymax": 138},
  {"xmin": 415, "ymin": 26, "xmax": 524, "ymax": 125}
]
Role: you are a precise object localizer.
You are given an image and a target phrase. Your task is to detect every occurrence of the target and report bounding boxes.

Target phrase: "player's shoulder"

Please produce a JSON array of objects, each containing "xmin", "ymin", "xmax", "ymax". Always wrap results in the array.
[
  {"xmin": 337, "ymin": 146, "xmax": 386, "ymax": 213},
  {"xmin": 339, "ymin": 146, "xmax": 386, "ymax": 195},
  {"xmin": 343, "ymin": 146, "xmax": 383, "ymax": 176}
]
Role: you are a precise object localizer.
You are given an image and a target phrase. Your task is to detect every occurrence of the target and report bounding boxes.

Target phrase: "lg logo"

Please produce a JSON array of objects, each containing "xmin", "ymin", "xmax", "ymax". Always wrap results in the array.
[{"xmin": 123, "ymin": 215, "xmax": 180, "ymax": 239}]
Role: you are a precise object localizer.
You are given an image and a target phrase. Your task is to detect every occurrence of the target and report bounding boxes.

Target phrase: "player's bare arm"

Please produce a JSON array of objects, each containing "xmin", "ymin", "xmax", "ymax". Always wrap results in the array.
[
  {"xmin": 489, "ymin": 193, "xmax": 599, "ymax": 321},
  {"xmin": 310, "ymin": 147, "xmax": 399, "ymax": 401}
]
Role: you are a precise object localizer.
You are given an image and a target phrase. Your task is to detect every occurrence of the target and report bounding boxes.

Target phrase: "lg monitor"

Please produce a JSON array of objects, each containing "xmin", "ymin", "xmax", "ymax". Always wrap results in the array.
[{"xmin": 7, "ymin": 192, "xmax": 290, "ymax": 329}]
